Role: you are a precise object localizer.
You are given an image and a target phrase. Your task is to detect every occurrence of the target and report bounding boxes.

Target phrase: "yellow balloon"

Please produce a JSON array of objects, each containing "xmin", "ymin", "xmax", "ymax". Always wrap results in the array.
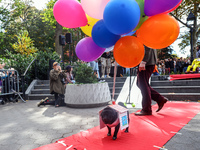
[{"xmin": 81, "ymin": 15, "xmax": 99, "ymax": 37}]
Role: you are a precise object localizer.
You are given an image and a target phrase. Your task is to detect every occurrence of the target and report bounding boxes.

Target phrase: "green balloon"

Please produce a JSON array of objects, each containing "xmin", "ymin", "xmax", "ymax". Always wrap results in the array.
[{"xmin": 134, "ymin": 0, "xmax": 148, "ymax": 31}]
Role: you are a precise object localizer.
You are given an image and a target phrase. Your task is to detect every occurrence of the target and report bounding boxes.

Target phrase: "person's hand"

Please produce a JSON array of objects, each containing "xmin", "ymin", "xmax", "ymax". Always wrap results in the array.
[
  {"xmin": 57, "ymin": 66, "xmax": 62, "ymax": 72},
  {"xmin": 139, "ymin": 61, "xmax": 146, "ymax": 72}
]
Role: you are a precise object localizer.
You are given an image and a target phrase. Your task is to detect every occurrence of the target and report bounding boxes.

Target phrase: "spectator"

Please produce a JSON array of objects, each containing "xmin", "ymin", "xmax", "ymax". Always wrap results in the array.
[
  {"xmin": 0, "ymin": 63, "xmax": 5, "ymax": 77},
  {"xmin": 0, "ymin": 63, "xmax": 7, "ymax": 79},
  {"xmin": 161, "ymin": 60, "xmax": 165, "ymax": 75},
  {"xmin": 169, "ymin": 58, "xmax": 174, "ymax": 73},
  {"xmin": 0, "ymin": 63, "xmax": 6, "ymax": 69},
  {"xmin": 95, "ymin": 59, "xmax": 100, "ymax": 78},
  {"xmin": 88, "ymin": 60, "xmax": 99, "ymax": 79},
  {"xmin": 176, "ymin": 59, "xmax": 182, "ymax": 73},
  {"xmin": 183, "ymin": 58, "xmax": 190, "ymax": 73},
  {"xmin": 100, "ymin": 52, "xmax": 112, "ymax": 78},
  {"xmin": 65, "ymin": 65, "xmax": 75, "ymax": 84},
  {"xmin": 180, "ymin": 57, "xmax": 185, "ymax": 73},
  {"xmin": 0, "ymin": 63, "xmax": 5, "ymax": 95},
  {"xmin": 187, "ymin": 57, "xmax": 191, "ymax": 65},
  {"xmin": 164, "ymin": 59, "xmax": 170, "ymax": 75},
  {"xmin": 152, "ymin": 65, "xmax": 159, "ymax": 76},
  {"xmin": 196, "ymin": 45, "xmax": 200, "ymax": 58},
  {"xmin": 49, "ymin": 62, "xmax": 67, "ymax": 107},
  {"xmin": 185, "ymin": 58, "xmax": 200, "ymax": 73},
  {"xmin": 173, "ymin": 58, "xmax": 177, "ymax": 73},
  {"xmin": 157, "ymin": 61, "xmax": 162, "ymax": 75}
]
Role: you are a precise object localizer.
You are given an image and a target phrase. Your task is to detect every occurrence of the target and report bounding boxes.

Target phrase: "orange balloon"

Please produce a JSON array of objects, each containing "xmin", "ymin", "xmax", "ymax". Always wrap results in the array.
[
  {"xmin": 113, "ymin": 36, "xmax": 144, "ymax": 68},
  {"xmin": 137, "ymin": 14, "xmax": 179, "ymax": 49}
]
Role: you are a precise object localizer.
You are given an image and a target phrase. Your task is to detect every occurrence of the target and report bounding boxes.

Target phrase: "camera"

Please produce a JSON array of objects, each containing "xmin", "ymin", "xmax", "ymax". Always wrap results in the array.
[
  {"xmin": 61, "ymin": 78, "xmax": 66, "ymax": 85},
  {"xmin": 59, "ymin": 73, "xmax": 66, "ymax": 85}
]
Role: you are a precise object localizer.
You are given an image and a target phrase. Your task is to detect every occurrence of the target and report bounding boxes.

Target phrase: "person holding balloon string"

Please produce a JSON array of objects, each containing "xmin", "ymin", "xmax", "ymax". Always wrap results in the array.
[{"xmin": 135, "ymin": 46, "xmax": 168, "ymax": 116}]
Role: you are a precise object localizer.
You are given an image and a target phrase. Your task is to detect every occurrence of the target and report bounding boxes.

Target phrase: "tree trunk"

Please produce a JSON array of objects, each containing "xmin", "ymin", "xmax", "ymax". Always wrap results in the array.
[
  {"xmin": 193, "ymin": 1, "xmax": 198, "ymax": 58},
  {"xmin": 55, "ymin": 22, "xmax": 63, "ymax": 55}
]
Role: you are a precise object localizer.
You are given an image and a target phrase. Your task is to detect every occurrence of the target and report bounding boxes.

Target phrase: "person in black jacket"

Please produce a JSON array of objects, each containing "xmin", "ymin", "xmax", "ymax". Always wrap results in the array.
[
  {"xmin": 176, "ymin": 59, "xmax": 182, "ymax": 73},
  {"xmin": 169, "ymin": 58, "xmax": 174, "ymax": 73},
  {"xmin": 164, "ymin": 59, "xmax": 170, "ymax": 75}
]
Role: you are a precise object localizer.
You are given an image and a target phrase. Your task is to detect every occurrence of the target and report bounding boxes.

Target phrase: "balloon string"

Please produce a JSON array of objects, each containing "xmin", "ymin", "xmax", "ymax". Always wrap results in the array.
[{"xmin": 112, "ymin": 61, "xmax": 117, "ymax": 102}]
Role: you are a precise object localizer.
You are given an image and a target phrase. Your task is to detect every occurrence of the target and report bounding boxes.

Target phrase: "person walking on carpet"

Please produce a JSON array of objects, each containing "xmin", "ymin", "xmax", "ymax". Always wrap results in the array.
[{"xmin": 135, "ymin": 46, "xmax": 168, "ymax": 116}]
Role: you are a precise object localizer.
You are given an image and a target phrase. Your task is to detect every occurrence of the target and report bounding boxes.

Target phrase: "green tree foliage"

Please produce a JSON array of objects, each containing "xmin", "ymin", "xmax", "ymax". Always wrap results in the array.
[
  {"xmin": 157, "ymin": 46, "xmax": 174, "ymax": 60},
  {"xmin": 12, "ymin": 30, "xmax": 38, "ymax": 55},
  {"xmin": 34, "ymin": 51, "xmax": 60, "ymax": 80},
  {"xmin": 0, "ymin": 0, "xmax": 55, "ymax": 55},
  {"xmin": 3, "ymin": 49, "xmax": 35, "ymax": 75},
  {"xmin": 170, "ymin": 0, "xmax": 200, "ymax": 56},
  {"xmin": 0, "ymin": 0, "xmax": 60, "ymax": 90},
  {"xmin": 42, "ymin": 0, "xmax": 57, "ymax": 27}
]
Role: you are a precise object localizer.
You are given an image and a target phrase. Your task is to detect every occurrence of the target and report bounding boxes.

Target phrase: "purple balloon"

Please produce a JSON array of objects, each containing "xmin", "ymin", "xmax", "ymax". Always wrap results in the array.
[
  {"xmin": 144, "ymin": 0, "xmax": 181, "ymax": 16},
  {"xmin": 75, "ymin": 37, "xmax": 105, "ymax": 62}
]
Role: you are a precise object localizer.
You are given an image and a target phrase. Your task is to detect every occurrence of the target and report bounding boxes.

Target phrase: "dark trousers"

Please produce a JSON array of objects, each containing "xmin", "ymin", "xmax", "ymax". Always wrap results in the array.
[
  {"xmin": 42, "ymin": 93, "xmax": 60, "ymax": 106},
  {"xmin": 55, "ymin": 93, "xmax": 65, "ymax": 106},
  {"xmin": 54, "ymin": 93, "xmax": 59, "ymax": 106},
  {"xmin": 137, "ymin": 65, "xmax": 165, "ymax": 113}
]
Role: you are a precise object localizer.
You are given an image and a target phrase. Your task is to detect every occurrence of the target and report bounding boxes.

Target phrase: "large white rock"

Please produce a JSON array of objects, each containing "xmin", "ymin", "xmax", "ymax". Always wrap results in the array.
[{"xmin": 65, "ymin": 82, "xmax": 111, "ymax": 108}]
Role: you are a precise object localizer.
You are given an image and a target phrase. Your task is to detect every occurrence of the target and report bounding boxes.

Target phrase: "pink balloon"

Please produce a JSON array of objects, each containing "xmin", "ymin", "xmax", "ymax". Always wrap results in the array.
[
  {"xmin": 75, "ymin": 37, "xmax": 105, "ymax": 62},
  {"xmin": 144, "ymin": 0, "xmax": 182, "ymax": 16},
  {"xmin": 53, "ymin": 0, "xmax": 87, "ymax": 28},
  {"xmin": 81, "ymin": 0, "xmax": 110, "ymax": 19}
]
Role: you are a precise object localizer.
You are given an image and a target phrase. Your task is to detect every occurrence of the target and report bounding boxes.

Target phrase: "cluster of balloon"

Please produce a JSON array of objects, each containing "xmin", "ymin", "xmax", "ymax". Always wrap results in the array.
[{"xmin": 53, "ymin": 0, "xmax": 181, "ymax": 68}]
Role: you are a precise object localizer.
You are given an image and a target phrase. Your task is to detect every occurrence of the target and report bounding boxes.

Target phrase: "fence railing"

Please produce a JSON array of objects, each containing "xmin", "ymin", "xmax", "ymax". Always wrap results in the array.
[
  {"xmin": 0, "ymin": 69, "xmax": 25, "ymax": 104},
  {"xmin": 21, "ymin": 58, "xmax": 37, "ymax": 99}
]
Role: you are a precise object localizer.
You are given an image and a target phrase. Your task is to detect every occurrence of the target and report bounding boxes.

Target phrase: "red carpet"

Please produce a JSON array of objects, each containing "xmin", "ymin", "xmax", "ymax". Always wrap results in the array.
[
  {"xmin": 170, "ymin": 74, "xmax": 200, "ymax": 81},
  {"xmin": 34, "ymin": 102, "xmax": 200, "ymax": 150}
]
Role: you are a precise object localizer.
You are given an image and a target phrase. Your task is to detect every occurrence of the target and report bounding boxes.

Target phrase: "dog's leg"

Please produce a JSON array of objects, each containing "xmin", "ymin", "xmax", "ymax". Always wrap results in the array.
[
  {"xmin": 113, "ymin": 124, "xmax": 120, "ymax": 140},
  {"xmin": 125, "ymin": 127, "xmax": 129, "ymax": 133},
  {"xmin": 107, "ymin": 126, "xmax": 111, "ymax": 136},
  {"xmin": 124, "ymin": 112, "xmax": 130, "ymax": 133}
]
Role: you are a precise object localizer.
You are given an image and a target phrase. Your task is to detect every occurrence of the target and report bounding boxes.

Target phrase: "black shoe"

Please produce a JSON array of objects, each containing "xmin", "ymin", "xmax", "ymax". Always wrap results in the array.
[
  {"xmin": 156, "ymin": 97, "xmax": 168, "ymax": 112},
  {"xmin": 134, "ymin": 110, "xmax": 152, "ymax": 116}
]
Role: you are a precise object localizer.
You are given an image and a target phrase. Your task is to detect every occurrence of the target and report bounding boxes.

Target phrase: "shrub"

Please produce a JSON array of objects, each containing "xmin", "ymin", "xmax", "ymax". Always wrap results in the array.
[{"xmin": 73, "ymin": 63, "xmax": 98, "ymax": 84}]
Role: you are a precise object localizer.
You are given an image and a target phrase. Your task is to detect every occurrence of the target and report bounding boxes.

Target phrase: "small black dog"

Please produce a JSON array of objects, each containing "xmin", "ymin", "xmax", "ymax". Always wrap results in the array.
[{"xmin": 100, "ymin": 102, "xmax": 130, "ymax": 140}]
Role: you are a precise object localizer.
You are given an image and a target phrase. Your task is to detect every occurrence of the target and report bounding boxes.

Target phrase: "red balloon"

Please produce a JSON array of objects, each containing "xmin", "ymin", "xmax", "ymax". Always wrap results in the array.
[{"xmin": 113, "ymin": 36, "xmax": 145, "ymax": 68}]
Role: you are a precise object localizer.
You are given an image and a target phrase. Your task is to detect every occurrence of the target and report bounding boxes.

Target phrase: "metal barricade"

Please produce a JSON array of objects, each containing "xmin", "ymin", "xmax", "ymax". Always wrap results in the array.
[{"xmin": 0, "ymin": 69, "xmax": 25, "ymax": 104}]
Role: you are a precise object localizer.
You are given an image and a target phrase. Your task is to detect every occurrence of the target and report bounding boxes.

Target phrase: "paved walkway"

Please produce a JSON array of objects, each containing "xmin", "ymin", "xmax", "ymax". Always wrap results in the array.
[{"xmin": 0, "ymin": 100, "xmax": 200, "ymax": 150}]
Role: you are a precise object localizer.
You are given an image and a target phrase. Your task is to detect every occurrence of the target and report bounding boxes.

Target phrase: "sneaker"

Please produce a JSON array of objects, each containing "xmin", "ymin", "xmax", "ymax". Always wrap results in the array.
[
  {"xmin": 107, "ymin": 75, "xmax": 111, "ymax": 78},
  {"xmin": 98, "ymin": 80, "xmax": 105, "ymax": 83},
  {"xmin": 101, "ymin": 75, "xmax": 105, "ymax": 78}
]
